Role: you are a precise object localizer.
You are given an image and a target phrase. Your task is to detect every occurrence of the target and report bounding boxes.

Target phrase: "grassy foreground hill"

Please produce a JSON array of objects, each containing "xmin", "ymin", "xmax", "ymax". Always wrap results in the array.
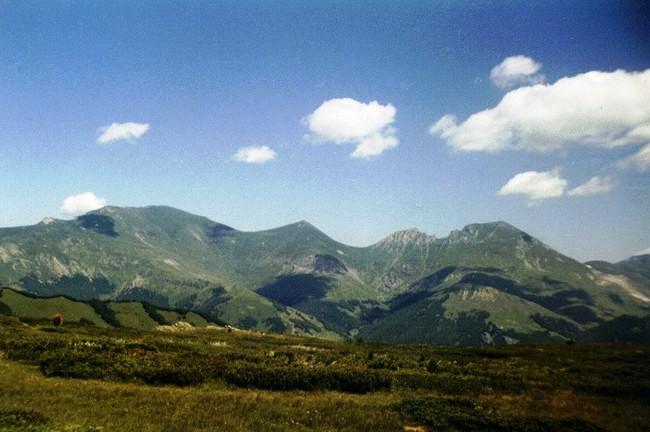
[
  {"xmin": 0, "ymin": 316, "xmax": 649, "ymax": 431},
  {"xmin": 1, "ymin": 205, "xmax": 649, "ymax": 343},
  {"xmin": 0, "ymin": 287, "xmax": 223, "ymax": 330}
]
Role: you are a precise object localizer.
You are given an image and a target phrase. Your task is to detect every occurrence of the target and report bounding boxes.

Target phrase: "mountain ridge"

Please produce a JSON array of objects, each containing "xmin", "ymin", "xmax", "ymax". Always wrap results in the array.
[
  {"xmin": 10, "ymin": 207, "xmax": 553, "ymax": 252},
  {"xmin": 1, "ymin": 205, "xmax": 648, "ymax": 344}
]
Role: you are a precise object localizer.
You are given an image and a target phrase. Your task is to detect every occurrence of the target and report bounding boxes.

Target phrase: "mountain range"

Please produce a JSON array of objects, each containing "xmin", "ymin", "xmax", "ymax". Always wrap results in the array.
[{"xmin": 1, "ymin": 205, "xmax": 649, "ymax": 343}]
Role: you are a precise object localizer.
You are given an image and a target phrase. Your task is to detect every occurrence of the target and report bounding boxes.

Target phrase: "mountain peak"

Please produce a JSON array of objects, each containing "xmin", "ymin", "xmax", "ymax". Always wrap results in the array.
[
  {"xmin": 621, "ymin": 254, "xmax": 650, "ymax": 266},
  {"xmin": 40, "ymin": 217, "xmax": 56, "ymax": 225},
  {"xmin": 377, "ymin": 227, "xmax": 436, "ymax": 248},
  {"xmin": 444, "ymin": 221, "xmax": 537, "ymax": 245},
  {"xmin": 460, "ymin": 221, "xmax": 519, "ymax": 233},
  {"xmin": 271, "ymin": 220, "xmax": 317, "ymax": 231}
]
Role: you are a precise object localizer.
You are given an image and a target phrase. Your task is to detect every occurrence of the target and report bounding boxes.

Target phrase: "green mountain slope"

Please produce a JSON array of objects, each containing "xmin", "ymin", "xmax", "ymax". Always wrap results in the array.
[
  {"xmin": 0, "ymin": 207, "xmax": 338, "ymax": 338},
  {"xmin": 0, "ymin": 205, "xmax": 648, "ymax": 343},
  {"xmin": 0, "ymin": 287, "xmax": 223, "ymax": 330},
  {"xmin": 589, "ymin": 254, "xmax": 650, "ymax": 280},
  {"xmin": 359, "ymin": 267, "xmax": 585, "ymax": 344}
]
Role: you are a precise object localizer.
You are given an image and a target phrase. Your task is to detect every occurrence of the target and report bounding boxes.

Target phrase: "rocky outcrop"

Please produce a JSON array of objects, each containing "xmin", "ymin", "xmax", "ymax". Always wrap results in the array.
[
  {"xmin": 377, "ymin": 228, "xmax": 436, "ymax": 249},
  {"xmin": 283, "ymin": 254, "xmax": 348, "ymax": 275}
]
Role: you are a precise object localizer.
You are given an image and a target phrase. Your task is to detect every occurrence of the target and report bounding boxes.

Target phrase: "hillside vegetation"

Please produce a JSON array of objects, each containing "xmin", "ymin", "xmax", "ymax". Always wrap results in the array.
[
  {"xmin": 1, "ymin": 205, "xmax": 649, "ymax": 343},
  {"xmin": 0, "ymin": 316, "xmax": 649, "ymax": 431},
  {"xmin": 0, "ymin": 288, "xmax": 224, "ymax": 330}
]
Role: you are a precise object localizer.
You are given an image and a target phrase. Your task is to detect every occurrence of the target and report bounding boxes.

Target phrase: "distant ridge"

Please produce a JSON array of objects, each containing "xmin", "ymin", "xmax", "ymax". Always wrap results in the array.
[{"xmin": 1, "ymin": 205, "xmax": 649, "ymax": 344}]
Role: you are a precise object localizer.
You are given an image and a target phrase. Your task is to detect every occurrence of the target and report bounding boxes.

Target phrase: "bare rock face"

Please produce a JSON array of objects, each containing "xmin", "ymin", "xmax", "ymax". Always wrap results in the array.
[
  {"xmin": 377, "ymin": 228, "xmax": 436, "ymax": 249},
  {"xmin": 283, "ymin": 254, "xmax": 348, "ymax": 274},
  {"xmin": 375, "ymin": 272, "xmax": 403, "ymax": 292}
]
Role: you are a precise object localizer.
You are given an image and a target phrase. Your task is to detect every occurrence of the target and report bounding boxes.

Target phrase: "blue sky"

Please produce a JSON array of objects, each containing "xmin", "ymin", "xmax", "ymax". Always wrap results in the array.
[{"xmin": 1, "ymin": 1, "xmax": 649, "ymax": 261}]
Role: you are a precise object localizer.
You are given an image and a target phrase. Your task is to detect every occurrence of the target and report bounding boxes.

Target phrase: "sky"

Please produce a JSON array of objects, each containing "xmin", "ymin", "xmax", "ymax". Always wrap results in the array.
[{"xmin": 1, "ymin": 0, "xmax": 649, "ymax": 262}]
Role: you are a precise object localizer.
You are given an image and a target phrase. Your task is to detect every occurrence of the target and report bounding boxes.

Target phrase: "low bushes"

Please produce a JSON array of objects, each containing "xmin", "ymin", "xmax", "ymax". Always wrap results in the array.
[
  {"xmin": 4, "ymin": 338, "xmax": 69, "ymax": 363},
  {"xmin": 2, "ymin": 332, "xmax": 616, "ymax": 397},
  {"xmin": 0, "ymin": 408, "xmax": 49, "ymax": 428},
  {"xmin": 37, "ymin": 346, "xmax": 391, "ymax": 392},
  {"xmin": 392, "ymin": 396, "xmax": 604, "ymax": 432},
  {"xmin": 222, "ymin": 364, "xmax": 391, "ymax": 393},
  {"xmin": 2, "ymin": 321, "xmax": 648, "ymax": 406}
]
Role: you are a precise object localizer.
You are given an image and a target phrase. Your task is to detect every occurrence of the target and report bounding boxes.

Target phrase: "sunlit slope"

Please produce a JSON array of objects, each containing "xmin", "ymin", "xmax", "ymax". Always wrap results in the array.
[
  {"xmin": 0, "ymin": 287, "xmax": 222, "ymax": 330},
  {"xmin": 1, "ymin": 205, "xmax": 648, "ymax": 342},
  {"xmin": 0, "ymin": 207, "xmax": 339, "ymax": 337}
]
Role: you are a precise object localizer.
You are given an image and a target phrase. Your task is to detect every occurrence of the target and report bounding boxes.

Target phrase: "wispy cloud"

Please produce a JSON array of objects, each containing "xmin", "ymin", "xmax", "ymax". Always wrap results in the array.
[
  {"xmin": 618, "ymin": 143, "xmax": 650, "ymax": 172},
  {"xmin": 233, "ymin": 145, "xmax": 276, "ymax": 164},
  {"xmin": 97, "ymin": 122, "xmax": 150, "ymax": 144},
  {"xmin": 490, "ymin": 55, "xmax": 545, "ymax": 89},
  {"xmin": 304, "ymin": 98, "xmax": 398, "ymax": 159},
  {"xmin": 568, "ymin": 176, "xmax": 615, "ymax": 197},
  {"xmin": 61, "ymin": 192, "xmax": 106, "ymax": 216}
]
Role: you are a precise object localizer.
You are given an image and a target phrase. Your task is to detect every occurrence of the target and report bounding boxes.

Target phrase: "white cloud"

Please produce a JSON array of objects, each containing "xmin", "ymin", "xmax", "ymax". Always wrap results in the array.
[
  {"xmin": 350, "ymin": 131, "xmax": 399, "ymax": 159},
  {"xmin": 304, "ymin": 98, "xmax": 398, "ymax": 159},
  {"xmin": 498, "ymin": 169, "xmax": 567, "ymax": 203},
  {"xmin": 431, "ymin": 69, "xmax": 650, "ymax": 154},
  {"xmin": 490, "ymin": 55, "xmax": 545, "ymax": 89},
  {"xmin": 61, "ymin": 192, "xmax": 107, "ymax": 216},
  {"xmin": 618, "ymin": 143, "xmax": 650, "ymax": 171},
  {"xmin": 233, "ymin": 145, "xmax": 276, "ymax": 164},
  {"xmin": 97, "ymin": 122, "xmax": 150, "ymax": 144},
  {"xmin": 429, "ymin": 114, "xmax": 457, "ymax": 136},
  {"xmin": 567, "ymin": 176, "xmax": 614, "ymax": 197},
  {"xmin": 634, "ymin": 247, "xmax": 650, "ymax": 256}
]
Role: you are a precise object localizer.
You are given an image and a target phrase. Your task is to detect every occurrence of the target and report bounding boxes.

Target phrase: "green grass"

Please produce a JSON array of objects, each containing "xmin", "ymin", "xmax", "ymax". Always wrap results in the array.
[
  {"xmin": 0, "ymin": 315, "xmax": 648, "ymax": 431},
  {"xmin": 0, "ymin": 290, "xmax": 107, "ymax": 327},
  {"xmin": 107, "ymin": 302, "xmax": 159, "ymax": 330},
  {"xmin": 0, "ymin": 288, "xmax": 225, "ymax": 331}
]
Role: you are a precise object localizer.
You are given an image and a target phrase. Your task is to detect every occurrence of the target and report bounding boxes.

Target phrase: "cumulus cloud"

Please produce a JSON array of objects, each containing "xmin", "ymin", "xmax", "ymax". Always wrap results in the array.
[
  {"xmin": 431, "ymin": 69, "xmax": 650, "ymax": 154},
  {"xmin": 567, "ymin": 176, "xmax": 615, "ymax": 197},
  {"xmin": 350, "ymin": 131, "xmax": 399, "ymax": 159},
  {"xmin": 97, "ymin": 122, "xmax": 150, "ymax": 144},
  {"xmin": 618, "ymin": 143, "xmax": 650, "ymax": 171},
  {"xmin": 490, "ymin": 55, "xmax": 545, "ymax": 89},
  {"xmin": 304, "ymin": 98, "xmax": 398, "ymax": 159},
  {"xmin": 233, "ymin": 145, "xmax": 276, "ymax": 164},
  {"xmin": 61, "ymin": 192, "xmax": 107, "ymax": 216},
  {"xmin": 498, "ymin": 169, "xmax": 567, "ymax": 203}
]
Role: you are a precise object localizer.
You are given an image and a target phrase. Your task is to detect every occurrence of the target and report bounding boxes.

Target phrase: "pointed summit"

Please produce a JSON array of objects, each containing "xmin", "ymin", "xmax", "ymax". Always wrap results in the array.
[
  {"xmin": 377, "ymin": 228, "xmax": 436, "ymax": 248},
  {"xmin": 444, "ymin": 221, "xmax": 530, "ymax": 244},
  {"xmin": 40, "ymin": 217, "xmax": 56, "ymax": 225}
]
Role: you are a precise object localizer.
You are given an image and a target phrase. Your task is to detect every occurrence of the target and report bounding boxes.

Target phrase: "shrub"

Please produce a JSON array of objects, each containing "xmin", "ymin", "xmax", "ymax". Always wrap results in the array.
[
  {"xmin": 52, "ymin": 313, "xmax": 63, "ymax": 326},
  {"xmin": 142, "ymin": 303, "xmax": 170, "ymax": 325},
  {"xmin": 79, "ymin": 318, "xmax": 96, "ymax": 326},
  {"xmin": 368, "ymin": 354, "xmax": 399, "ymax": 370},
  {"xmin": 5, "ymin": 338, "xmax": 69, "ymax": 363},
  {"xmin": 426, "ymin": 358, "xmax": 439, "ymax": 373},
  {"xmin": 88, "ymin": 300, "xmax": 120, "ymax": 327},
  {"xmin": 392, "ymin": 396, "xmax": 604, "ymax": 432},
  {"xmin": 0, "ymin": 409, "xmax": 49, "ymax": 427},
  {"xmin": 222, "ymin": 365, "xmax": 391, "ymax": 393},
  {"xmin": 0, "ymin": 300, "xmax": 12, "ymax": 315}
]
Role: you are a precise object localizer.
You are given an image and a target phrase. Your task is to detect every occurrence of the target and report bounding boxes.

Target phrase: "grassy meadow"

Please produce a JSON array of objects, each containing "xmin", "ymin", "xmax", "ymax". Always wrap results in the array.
[{"xmin": 0, "ymin": 315, "xmax": 648, "ymax": 431}]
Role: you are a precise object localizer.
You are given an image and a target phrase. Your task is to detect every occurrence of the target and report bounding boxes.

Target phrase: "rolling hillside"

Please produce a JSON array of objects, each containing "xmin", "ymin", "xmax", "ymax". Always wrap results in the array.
[
  {"xmin": 0, "ymin": 287, "xmax": 223, "ymax": 330},
  {"xmin": 1, "ymin": 205, "xmax": 648, "ymax": 343}
]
